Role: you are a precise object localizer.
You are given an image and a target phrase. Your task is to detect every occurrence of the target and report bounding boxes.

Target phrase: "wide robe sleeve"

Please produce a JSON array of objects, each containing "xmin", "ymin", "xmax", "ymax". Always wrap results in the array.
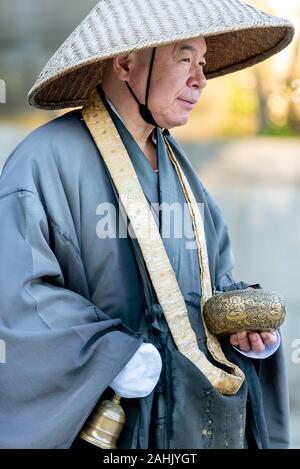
[
  {"xmin": 0, "ymin": 189, "xmax": 142, "ymax": 449},
  {"xmin": 205, "ymin": 188, "xmax": 290, "ymax": 449}
]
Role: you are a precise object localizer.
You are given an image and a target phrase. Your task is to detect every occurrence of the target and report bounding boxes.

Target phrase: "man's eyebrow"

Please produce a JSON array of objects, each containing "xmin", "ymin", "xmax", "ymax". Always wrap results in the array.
[{"xmin": 179, "ymin": 44, "xmax": 207, "ymax": 58}]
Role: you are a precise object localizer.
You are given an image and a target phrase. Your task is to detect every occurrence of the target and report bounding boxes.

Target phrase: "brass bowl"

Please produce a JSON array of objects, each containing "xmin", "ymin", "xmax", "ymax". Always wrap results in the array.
[{"xmin": 203, "ymin": 288, "xmax": 286, "ymax": 336}]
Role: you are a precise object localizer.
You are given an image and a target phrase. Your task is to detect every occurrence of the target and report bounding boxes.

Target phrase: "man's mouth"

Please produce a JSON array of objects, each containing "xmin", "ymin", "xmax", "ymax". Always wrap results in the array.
[{"xmin": 177, "ymin": 98, "xmax": 198, "ymax": 109}]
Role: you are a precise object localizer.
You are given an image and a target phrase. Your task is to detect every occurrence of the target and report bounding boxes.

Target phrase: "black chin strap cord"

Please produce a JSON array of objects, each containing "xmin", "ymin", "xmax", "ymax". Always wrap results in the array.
[{"xmin": 126, "ymin": 47, "xmax": 159, "ymax": 127}]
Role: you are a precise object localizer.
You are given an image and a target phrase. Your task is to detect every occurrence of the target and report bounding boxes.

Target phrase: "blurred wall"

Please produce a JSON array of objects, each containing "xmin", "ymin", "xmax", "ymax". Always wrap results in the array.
[{"xmin": 0, "ymin": 0, "xmax": 95, "ymax": 113}]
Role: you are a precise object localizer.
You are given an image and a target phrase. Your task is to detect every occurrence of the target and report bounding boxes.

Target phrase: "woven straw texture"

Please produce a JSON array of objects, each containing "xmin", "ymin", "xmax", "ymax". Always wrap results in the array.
[{"xmin": 28, "ymin": 0, "xmax": 294, "ymax": 110}]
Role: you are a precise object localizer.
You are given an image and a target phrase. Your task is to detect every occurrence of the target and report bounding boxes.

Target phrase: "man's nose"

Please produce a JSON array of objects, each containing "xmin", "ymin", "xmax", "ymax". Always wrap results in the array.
[{"xmin": 187, "ymin": 67, "xmax": 207, "ymax": 90}]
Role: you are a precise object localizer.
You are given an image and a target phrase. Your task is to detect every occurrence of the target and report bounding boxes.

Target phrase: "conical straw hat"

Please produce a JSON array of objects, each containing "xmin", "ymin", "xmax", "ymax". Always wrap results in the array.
[{"xmin": 28, "ymin": 0, "xmax": 295, "ymax": 110}]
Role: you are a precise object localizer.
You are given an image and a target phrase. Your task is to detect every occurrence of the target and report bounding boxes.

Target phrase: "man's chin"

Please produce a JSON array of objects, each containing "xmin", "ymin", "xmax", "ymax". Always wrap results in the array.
[
  {"xmin": 171, "ymin": 115, "xmax": 189, "ymax": 128},
  {"xmin": 161, "ymin": 114, "xmax": 189, "ymax": 130}
]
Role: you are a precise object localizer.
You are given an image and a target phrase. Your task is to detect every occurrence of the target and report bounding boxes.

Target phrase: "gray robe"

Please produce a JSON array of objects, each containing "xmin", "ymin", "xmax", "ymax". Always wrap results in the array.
[{"xmin": 0, "ymin": 102, "xmax": 289, "ymax": 448}]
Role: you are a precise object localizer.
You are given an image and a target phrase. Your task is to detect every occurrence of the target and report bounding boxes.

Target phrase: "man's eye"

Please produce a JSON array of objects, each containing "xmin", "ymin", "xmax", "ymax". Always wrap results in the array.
[{"xmin": 182, "ymin": 58, "xmax": 191, "ymax": 63}]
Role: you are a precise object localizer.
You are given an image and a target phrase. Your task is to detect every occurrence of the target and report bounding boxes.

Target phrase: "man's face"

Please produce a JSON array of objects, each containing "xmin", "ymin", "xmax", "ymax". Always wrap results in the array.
[{"xmin": 128, "ymin": 37, "xmax": 207, "ymax": 129}]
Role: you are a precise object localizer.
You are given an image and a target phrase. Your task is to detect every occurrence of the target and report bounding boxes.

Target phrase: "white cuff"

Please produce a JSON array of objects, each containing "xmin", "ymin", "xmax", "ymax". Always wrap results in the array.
[
  {"xmin": 233, "ymin": 330, "xmax": 281, "ymax": 359},
  {"xmin": 110, "ymin": 342, "xmax": 162, "ymax": 398}
]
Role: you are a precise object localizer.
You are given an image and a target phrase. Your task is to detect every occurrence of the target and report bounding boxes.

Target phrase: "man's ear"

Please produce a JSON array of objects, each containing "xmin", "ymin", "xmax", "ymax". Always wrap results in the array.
[{"xmin": 113, "ymin": 53, "xmax": 135, "ymax": 81}]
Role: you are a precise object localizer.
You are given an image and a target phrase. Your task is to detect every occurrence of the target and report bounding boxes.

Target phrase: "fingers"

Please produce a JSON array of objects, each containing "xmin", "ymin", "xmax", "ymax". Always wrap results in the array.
[
  {"xmin": 260, "ymin": 330, "xmax": 277, "ymax": 346},
  {"xmin": 248, "ymin": 332, "xmax": 265, "ymax": 353},
  {"xmin": 236, "ymin": 331, "xmax": 251, "ymax": 352},
  {"xmin": 229, "ymin": 330, "xmax": 278, "ymax": 353},
  {"xmin": 229, "ymin": 334, "xmax": 239, "ymax": 347}
]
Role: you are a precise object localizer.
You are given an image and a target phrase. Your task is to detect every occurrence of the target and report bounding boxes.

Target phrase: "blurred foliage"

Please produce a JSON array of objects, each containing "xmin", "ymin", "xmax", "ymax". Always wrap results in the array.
[{"xmin": 174, "ymin": 0, "xmax": 300, "ymax": 140}]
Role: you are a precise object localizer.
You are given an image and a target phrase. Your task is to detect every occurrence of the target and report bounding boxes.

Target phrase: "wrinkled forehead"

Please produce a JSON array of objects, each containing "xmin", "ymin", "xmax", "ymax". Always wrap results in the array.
[{"xmin": 173, "ymin": 37, "xmax": 207, "ymax": 53}]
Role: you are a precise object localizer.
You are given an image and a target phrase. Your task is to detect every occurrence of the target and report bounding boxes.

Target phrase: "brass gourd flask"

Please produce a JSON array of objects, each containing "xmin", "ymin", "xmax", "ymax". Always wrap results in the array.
[{"xmin": 80, "ymin": 394, "xmax": 125, "ymax": 449}]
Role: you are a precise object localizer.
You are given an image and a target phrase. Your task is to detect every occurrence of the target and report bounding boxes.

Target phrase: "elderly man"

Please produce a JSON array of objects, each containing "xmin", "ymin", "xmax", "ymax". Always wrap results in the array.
[{"xmin": 0, "ymin": 0, "xmax": 294, "ymax": 449}]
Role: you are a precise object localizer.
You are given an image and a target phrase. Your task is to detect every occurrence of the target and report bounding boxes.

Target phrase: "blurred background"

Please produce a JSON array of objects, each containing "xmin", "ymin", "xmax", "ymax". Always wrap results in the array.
[{"xmin": 0, "ymin": 0, "xmax": 299, "ymax": 448}]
